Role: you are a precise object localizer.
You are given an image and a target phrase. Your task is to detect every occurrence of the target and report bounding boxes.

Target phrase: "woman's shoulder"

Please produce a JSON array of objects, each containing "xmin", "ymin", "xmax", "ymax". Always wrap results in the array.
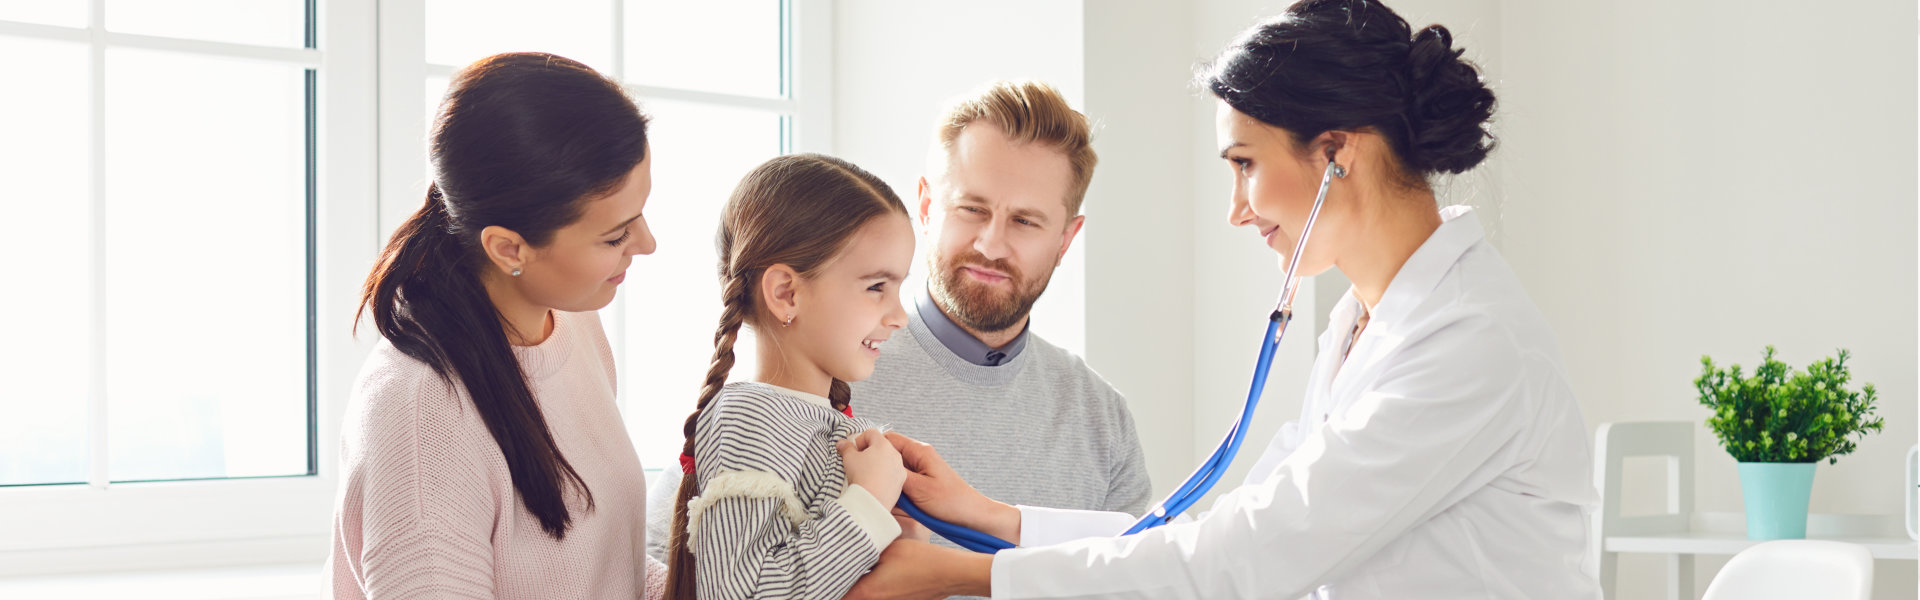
[
  {"xmin": 354, "ymin": 341, "xmax": 458, "ymax": 405},
  {"xmin": 346, "ymin": 341, "xmax": 483, "ymax": 444}
]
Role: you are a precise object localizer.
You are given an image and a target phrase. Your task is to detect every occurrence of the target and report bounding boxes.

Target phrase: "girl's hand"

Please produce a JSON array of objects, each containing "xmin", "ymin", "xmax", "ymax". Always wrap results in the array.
[
  {"xmin": 837, "ymin": 428, "xmax": 906, "ymax": 508},
  {"xmin": 885, "ymin": 432, "xmax": 1020, "ymax": 544}
]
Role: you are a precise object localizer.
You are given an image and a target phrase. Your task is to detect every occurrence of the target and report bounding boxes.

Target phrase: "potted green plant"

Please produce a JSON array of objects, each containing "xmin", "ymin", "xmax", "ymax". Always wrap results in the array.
[{"xmin": 1696, "ymin": 346, "xmax": 1884, "ymax": 540}]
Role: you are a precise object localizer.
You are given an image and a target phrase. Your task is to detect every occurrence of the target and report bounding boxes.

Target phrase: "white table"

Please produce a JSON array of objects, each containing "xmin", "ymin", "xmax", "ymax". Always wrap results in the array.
[{"xmin": 1605, "ymin": 512, "xmax": 1916, "ymax": 559}]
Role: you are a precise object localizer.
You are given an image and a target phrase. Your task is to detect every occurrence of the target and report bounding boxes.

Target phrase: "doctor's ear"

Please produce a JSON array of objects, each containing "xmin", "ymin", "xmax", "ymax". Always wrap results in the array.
[{"xmin": 1309, "ymin": 131, "xmax": 1355, "ymax": 169}]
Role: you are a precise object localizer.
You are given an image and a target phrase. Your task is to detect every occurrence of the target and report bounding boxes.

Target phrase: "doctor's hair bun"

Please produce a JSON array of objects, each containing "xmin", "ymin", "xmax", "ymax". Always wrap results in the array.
[
  {"xmin": 1202, "ymin": 0, "xmax": 1496, "ymax": 181},
  {"xmin": 1403, "ymin": 24, "xmax": 1496, "ymax": 175}
]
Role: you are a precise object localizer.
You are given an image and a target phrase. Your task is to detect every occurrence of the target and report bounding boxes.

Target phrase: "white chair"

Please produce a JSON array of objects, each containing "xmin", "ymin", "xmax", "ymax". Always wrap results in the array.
[
  {"xmin": 1701, "ymin": 540, "xmax": 1874, "ymax": 600},
  {"xmin": 1592, "ymin": 421, "xmax": 1696, "ymax": 599}
]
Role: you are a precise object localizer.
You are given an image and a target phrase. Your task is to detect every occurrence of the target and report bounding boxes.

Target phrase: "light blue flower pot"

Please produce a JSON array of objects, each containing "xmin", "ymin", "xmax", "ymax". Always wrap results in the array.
[{"xmin": 1737, "ymin": 462, "xmax": 1817, "ymax": 540}]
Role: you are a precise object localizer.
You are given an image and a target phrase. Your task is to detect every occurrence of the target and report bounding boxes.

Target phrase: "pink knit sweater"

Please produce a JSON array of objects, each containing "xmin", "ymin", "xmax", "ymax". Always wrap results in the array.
[{"xmin": 328, "ymin": 310, "xmax": 667, "ymax": 599}]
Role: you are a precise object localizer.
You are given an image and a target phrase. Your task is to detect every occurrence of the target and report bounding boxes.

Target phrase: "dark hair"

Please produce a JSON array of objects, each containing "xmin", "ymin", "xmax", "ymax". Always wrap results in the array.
[
  {"xmin": 1203, "ymin": 0, "xmax": 1496, "ymax": 182},
  {"xmin": 663, "ymin": 154, "xmax": 907, "ymax": 600},
  {"xmin": 355, "ymin": 52, "xmax": 649, "ymax": 538}
]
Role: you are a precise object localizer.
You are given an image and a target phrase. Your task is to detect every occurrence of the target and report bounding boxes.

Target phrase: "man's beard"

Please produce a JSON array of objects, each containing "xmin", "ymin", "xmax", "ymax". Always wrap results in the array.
[{"xmin": 927, "ymin": 249, "xmax": 1052, "ymax": 334}]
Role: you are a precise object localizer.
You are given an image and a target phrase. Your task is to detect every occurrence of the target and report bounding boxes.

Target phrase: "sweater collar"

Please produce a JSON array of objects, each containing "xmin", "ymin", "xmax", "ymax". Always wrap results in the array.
[{"xmin": 510, "ymin": 309, "xmax": 575, "ymax": 381}]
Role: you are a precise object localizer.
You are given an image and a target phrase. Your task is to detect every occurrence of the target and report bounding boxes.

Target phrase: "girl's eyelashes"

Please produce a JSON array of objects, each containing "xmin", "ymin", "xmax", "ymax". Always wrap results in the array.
[
  {"xmin": 867, "ymin": 281, "xmax": 886, "ymax": 293},
  {"xmin": 605, "ymin": 229, "xmax": 631, "ymax": 247}
]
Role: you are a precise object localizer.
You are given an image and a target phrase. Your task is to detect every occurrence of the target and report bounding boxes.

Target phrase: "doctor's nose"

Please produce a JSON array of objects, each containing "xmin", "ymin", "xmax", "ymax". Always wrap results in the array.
[{"xmin": 1228, "ymin": 191, "xmax": 1258, "ymax": 228}]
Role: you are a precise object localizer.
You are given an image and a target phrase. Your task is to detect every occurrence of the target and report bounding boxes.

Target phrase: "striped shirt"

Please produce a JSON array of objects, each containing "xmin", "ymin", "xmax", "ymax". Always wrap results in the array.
[{"xmin": 687, "ymin": 382, "xmax": 901, "ymax": 600}]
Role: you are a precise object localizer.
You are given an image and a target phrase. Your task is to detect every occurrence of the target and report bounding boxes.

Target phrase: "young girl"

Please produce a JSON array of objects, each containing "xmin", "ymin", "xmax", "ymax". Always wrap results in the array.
[
  {"xmin": 661, "ymin": 154, "xmax": 917, "ymax": 600},
  {"xmin": 331, "ymin": 53, "xmax": 666, "ymax": 598}
]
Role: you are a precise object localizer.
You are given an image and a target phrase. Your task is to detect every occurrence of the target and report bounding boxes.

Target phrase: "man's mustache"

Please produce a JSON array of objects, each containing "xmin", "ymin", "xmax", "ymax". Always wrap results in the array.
[{"xmin": 948, "ymin": 252, "xmax": 1022, "ymax": 282}]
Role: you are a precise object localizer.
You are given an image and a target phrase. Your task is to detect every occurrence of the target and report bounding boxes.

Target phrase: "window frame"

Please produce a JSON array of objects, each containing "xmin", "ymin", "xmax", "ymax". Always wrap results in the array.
[{"xmin": 0, "ymin": 0, "xmax": 830, "ymax": 576}]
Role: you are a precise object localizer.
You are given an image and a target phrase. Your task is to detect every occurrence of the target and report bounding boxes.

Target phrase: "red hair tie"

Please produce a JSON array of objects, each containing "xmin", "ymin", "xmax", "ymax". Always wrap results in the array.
[
  {"xmin": 678, "ymin": 453, "xmax": 695, "ymax": 475},
  {"xmin": 841, "ymin": 405, "xmax": 854, "ymax": 418}
]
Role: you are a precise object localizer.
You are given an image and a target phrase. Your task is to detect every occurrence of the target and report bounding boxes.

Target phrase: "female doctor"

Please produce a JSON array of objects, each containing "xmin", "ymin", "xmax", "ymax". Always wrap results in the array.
[{"xmin": 845, "ymin": 1, "xmax": 1598, "ymax": 598}]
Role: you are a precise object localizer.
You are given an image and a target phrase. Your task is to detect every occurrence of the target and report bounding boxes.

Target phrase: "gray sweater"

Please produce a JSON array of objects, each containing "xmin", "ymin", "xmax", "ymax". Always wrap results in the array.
[{"xmin": 850, "ymin": 308, "xmax": 1152, "ymax": 523}]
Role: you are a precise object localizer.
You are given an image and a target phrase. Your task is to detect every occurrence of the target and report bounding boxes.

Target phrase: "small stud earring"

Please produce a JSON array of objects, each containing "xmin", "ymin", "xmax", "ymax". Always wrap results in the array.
[
  {"xmin": 511, "ymin": 268, "xmax": 523, "ymax": 277},
  {"xmin": 783, "ymin": 315, "xmax": 794, "ymax": 327},
  {"xmin": 1331, "ymin": 163, "xmax": 1348, "ymax": 179}
]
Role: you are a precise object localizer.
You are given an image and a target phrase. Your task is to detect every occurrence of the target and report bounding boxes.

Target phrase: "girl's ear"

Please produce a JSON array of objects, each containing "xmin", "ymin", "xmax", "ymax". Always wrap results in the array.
[{"xmin": 761, "ymin": 264, "xmax": 801, "ymax": 324}]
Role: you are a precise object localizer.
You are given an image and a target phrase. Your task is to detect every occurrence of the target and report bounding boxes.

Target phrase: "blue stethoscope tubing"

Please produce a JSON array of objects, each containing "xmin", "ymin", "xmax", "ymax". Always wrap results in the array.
[
  {"xmin": 902, "ymin": 160, "xmax": 1346, "ymax": 553},
  {"xmin": 897, "ymin": 496, "xmax": 1014, "ymax": 552}
]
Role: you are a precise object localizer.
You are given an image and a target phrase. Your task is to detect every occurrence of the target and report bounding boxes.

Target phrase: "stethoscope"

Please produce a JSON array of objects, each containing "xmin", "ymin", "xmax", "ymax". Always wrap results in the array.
[{"xmin": 898, "ymin": 159, "xmax": 1348, "ymax": 553}]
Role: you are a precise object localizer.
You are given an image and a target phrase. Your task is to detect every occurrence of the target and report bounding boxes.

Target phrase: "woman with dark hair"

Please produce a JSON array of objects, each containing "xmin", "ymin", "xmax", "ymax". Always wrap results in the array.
[
  {"xmin": 847, "ymin": 1, "xmax": 1597, "ymax": 598},
  {"xmin": 327, "ymin": 52, "xmax": 665, "ymax": 598}
]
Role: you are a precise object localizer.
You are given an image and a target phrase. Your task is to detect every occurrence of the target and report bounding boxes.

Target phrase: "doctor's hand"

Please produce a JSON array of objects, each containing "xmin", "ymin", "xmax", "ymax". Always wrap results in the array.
[
  {"xmin": 885, "ymin": 432, "xmax": 1021, "ymax": 545},
  {"xmin": 842, "ymin": 539, "xmax": 992, "ymax": 600},
  {"xmin": 839, "ymin": 428, "xmax": 906, "ymax": 508}
]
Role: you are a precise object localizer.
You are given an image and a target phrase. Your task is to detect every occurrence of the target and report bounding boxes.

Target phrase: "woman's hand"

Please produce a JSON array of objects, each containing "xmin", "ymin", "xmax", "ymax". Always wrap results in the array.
[
  {"xmin": 842, "ymin": 539, "xmax": 992, "ymax": 600},
  {"xmin": 838, "ymin": 428, "xmax": 906, "ymax": 508},
  {"xmin": 885, "ymin": 432, "xmax": 1020, "ymax": 544}
]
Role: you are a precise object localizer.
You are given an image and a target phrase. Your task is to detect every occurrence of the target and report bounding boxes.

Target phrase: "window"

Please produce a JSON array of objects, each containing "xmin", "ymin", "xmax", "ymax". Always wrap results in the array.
[
  {"xmin": 0, "ymin": 0, "xmax": 827, "ymax": 574},
  {"xmin": 0, "ymin": 2, "xmax": 316, "ymax": 489},
  {"xmin": 0, "ymin": 0, "xmax": 377, "ymax": 575}
]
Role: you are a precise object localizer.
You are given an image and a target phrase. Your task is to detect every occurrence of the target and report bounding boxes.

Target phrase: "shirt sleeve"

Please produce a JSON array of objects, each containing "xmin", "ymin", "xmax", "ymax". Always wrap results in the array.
[
  {"xmin": 1016, "ymin": 505, "xmax": 1140, "ymax": 546},
  {"xmin": 685, "ymin": 394, "xmax": 901, "ymax": 600},
  {"xmin": 333, "ymin": 374, "xmax": 499, "ymax": 599},
  {"xmin": 989, "ymin": 319, "xmax": 1531, "ymax": 599}
]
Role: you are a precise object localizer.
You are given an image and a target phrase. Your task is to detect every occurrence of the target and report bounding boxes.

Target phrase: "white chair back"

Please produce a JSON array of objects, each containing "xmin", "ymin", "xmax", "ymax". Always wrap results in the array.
[{"xmin": 1700, "ymin": 540, "xmax": 1874, "ymax": 600}]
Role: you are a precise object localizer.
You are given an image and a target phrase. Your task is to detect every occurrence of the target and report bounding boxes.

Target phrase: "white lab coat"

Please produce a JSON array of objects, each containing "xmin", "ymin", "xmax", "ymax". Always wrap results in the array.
[{"xmin": 988, "ymin": 206, "xmax": 1599, "ymax": 599}]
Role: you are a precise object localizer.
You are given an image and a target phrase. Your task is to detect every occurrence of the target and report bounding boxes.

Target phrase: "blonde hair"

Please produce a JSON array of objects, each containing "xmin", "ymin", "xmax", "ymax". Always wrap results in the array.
[{"xmin": 932, "ymin": 80, "xmax": 1098, "ymax": 216}]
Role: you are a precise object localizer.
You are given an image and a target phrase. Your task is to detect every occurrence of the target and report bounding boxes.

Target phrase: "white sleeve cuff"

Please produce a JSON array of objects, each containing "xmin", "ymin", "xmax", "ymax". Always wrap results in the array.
[
  {"xmin": 683, "ymin": 470, "xmax": 808, "ymax": 552},
  {"xmin": 835, "ymin": 484, "xmax": 903, "ymax": 552},
  {"xmin": 1015, "ymin": 505, "xmax": 1139, "ymax": 547}
]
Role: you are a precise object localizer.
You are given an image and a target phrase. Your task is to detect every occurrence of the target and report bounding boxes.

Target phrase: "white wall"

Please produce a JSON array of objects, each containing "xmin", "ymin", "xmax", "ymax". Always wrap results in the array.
[
  {"xmin": 1082, "ymin": 0, "xmax": 1201, "ymax": 507},
  {"xmin": 1496, "ymin": 1, "xmax": 1918, "ymax": 597}
]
